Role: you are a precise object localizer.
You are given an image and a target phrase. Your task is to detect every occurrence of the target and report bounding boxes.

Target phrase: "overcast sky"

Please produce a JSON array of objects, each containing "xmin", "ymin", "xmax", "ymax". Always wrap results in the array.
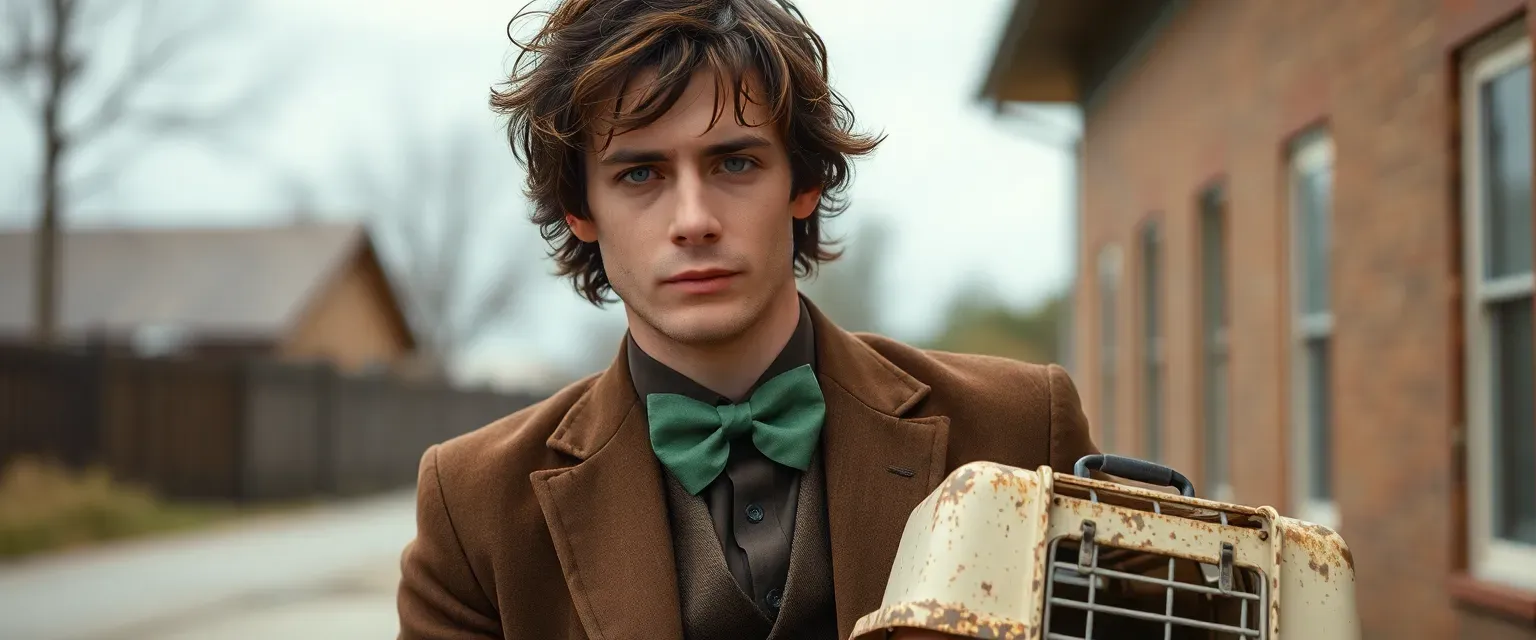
[{"xmin": 0, "ymin": 0, "xmax": 1080, "ymax": 383}]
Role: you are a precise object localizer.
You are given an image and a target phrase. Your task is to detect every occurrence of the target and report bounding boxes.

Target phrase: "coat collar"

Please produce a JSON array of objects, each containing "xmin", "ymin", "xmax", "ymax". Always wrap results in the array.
[{"xmin": 534, "ymin": 296, "xmax": 949, "ymax": 640}]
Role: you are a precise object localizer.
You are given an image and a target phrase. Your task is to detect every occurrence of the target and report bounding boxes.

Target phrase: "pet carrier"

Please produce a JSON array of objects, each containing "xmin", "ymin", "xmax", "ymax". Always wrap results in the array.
[{"xmin": 851, "ymin": 455, "xmax": 1360, "ymax": 639}]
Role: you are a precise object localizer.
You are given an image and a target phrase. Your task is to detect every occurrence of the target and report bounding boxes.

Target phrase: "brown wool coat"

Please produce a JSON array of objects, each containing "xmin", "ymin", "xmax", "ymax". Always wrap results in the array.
[{"xmin": 396, "ymin": 301, "xmax": 1101, "ymax": 640}]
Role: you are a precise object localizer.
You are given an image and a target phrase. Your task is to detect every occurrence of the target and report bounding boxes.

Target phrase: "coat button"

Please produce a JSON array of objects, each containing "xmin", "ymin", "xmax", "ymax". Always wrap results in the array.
[
  {"xmin": 745, "ymin": 503, "xmax": 765, "ymax": 523},
  {"xmin": 765, "ymin": 587, "xmax": 783, "ymax": 610}
]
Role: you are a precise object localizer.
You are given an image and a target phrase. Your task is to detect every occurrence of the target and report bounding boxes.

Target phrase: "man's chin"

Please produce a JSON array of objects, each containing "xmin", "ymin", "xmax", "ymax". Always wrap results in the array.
[{"xmin": 646, "ymin": 300, "xmax": 759, "ymax": 346}]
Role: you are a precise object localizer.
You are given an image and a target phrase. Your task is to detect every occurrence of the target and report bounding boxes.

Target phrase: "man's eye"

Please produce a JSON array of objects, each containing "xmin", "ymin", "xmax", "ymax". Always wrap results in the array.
[
  {"xmin": 621, "ymin": 167, "xmax": 655, "ymax": 184},
  {"xmin": 721, "ymin": 157, "xmax": 753, "ymax": 173}
]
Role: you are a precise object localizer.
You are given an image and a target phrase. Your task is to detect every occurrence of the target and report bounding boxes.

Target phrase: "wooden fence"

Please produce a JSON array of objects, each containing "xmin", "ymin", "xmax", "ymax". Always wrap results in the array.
[{"xmin": 0, "ymin": 344, "xmax": 544, "ymax": 502}]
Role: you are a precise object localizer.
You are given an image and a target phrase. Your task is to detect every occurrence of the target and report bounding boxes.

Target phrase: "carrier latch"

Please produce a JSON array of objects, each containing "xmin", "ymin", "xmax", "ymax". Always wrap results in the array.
[
  {"xmin": 1218, "ymin": 541, "xmax": 1235, "ymax": 592},
  {"xmin": 1077, "ymin": 520, "xmax": 1097, "ymax": 573}
]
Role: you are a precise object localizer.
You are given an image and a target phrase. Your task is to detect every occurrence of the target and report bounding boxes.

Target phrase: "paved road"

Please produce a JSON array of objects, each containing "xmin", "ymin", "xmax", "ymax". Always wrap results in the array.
[{"xmin": 0, "ymin": 491, "xmax": 416, "ymax": 640}]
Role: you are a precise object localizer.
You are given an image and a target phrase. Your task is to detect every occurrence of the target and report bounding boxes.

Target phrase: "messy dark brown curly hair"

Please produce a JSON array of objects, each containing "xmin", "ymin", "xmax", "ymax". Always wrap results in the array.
[{"xmin": 490, "ymin": 0, "xmax": 883, "ymax": 305}]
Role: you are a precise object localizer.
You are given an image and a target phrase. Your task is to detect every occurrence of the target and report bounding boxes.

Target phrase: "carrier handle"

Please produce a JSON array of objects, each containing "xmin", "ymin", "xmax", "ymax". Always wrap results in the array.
[{"xmin": 1073, "ymin": 454, "xmax": 1197, "ymax": 498}]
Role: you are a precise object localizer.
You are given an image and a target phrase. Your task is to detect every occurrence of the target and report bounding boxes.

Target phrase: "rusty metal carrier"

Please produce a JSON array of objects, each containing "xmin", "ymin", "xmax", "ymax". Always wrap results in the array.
[{"xmin": 851, "ymin": 455, "xmax": 1360, "ymax": 640}]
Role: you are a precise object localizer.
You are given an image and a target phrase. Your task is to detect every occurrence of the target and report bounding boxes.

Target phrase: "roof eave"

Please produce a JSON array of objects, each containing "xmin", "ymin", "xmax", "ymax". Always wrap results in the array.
[
  {"xmin": 977, "ymin": 0, "xmax": 1187, "ymax": 112},
  {"xmin": 977, "ymin": 0, "xmax": 1042, "ymax": 108}
]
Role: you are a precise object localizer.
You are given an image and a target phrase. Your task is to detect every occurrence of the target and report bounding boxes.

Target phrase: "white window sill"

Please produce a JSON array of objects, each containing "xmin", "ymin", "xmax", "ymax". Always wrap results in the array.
[{"xmin": 1474, "ymin": 540, "xmax": 1536, "ymax": 595}]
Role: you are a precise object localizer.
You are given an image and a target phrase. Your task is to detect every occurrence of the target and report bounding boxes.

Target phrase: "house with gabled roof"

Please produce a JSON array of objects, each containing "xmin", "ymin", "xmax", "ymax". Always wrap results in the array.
[{"xmin": 0, "ymin": 222, "xmax": 417, "ymax": 372}]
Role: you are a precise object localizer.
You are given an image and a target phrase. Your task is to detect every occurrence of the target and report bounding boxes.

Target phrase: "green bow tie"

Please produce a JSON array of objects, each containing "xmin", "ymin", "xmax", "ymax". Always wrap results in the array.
[{"xmin": 646, "ymin": 364, "xmax": 825, "ymax": 495}]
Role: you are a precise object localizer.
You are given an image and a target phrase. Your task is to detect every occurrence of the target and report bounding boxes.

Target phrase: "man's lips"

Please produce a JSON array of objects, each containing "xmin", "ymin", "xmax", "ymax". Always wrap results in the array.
[
  {"xmin": 663, "ymin": 269, "xmax": 738, "ymax": 294},
  {"xmin": 665, "ymin": 268, "xmax": 737, "ymax": 283}
]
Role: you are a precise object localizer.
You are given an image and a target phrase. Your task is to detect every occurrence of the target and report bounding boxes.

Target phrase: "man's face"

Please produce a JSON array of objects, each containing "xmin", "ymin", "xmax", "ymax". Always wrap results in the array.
[{"xmin": 570, "ymin": 69, "xmax": 818, "ymax": 347}]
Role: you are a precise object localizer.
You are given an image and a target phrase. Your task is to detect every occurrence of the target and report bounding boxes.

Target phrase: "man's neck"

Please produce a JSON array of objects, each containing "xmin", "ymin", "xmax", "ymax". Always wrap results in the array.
[{"xmin": 629, "ymin": 289, "xmax": 803, "ymax": 402}]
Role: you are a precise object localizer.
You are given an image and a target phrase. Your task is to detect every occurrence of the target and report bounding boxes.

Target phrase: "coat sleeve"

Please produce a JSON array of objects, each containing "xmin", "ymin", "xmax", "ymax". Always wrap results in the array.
[
  {"xmin": 397, "ymin": 445, "xmax": 502, "ymax": 640},
  {"xmin": 1046, "ymin": 364, "xmax": 1103, "ymax": 474}
]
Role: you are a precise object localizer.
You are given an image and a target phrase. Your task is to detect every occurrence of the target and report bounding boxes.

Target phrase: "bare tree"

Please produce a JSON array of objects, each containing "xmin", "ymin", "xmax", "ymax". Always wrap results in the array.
[
  {"xmin": 0, "ymin": 0, "xmax": 282, "ymax": 344},
  {"xmin": 347, "ymin": 122, "xmax": 529, "ymax": 371}
]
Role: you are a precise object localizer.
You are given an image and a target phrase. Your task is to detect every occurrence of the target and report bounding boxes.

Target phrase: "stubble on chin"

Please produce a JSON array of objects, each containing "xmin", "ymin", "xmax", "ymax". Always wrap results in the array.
[{"xmin": 632, "ymin": 292, "xmax": 768, "ymax": 348}]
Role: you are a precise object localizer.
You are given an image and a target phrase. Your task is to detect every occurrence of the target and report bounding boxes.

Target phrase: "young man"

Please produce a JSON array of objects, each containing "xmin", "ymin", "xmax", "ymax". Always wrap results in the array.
[{"xmin": 396, "ymin": 1, "xmax": 1100, "ymax": 638}]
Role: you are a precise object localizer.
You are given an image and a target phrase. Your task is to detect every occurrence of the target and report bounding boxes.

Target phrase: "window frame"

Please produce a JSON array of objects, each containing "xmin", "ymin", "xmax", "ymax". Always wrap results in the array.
[
  {"xmin": 1461, "ymin": 23, "xmax": 1536, "ymax": 593},
  {"xmin": 1198, "ymin": 185, "xmax": 1233, "ymax": 502},
  {"xmin": 1097, "ymin": 244, "xmax": 1124, "ymax": 453},
  {"xmin": 1288, "ymin": 131, "xmax": 1338, "ymax": 529},
  {"xmin": 1140, "ymin": 220, "xmax": 1165, "ymax": 463}
]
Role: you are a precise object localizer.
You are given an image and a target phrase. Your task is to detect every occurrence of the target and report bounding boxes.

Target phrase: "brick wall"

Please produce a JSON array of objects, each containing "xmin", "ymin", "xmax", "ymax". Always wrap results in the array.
[{"xmin": 1072, "ymin": 0, "xmax": 1535, "ymax": 637}]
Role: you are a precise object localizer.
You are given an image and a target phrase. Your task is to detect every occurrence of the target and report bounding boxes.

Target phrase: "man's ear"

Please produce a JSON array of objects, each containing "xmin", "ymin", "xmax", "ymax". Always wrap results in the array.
[
  {"xmin": 790, "ymin": 187, "xmax": 821, "ymax": 220},
  {"xmin": 566, "ymin": 213, "xmax": 598, "ymax": 242}
]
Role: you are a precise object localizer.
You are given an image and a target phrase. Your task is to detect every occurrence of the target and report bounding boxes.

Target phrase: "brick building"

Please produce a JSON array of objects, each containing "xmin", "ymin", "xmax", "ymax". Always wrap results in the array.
[{"xmin": 983, "ymin": 0, "xmax": 1536, "ymax": 638}]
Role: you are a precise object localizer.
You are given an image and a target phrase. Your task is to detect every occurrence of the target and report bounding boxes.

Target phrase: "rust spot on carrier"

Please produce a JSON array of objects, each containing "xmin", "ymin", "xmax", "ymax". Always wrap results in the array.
[
  {"xmin": 948, "ymin": 563, "xmax": 968, "ymax": 586},
  {"xmin": 1303, "ymin": 522, "xmax": 1355, "ymax": 570},
  {"xmin": 981, "ymin": 581, "xmax": 994, "ymax": 597},
  {"xmin": 932, "ymin": 463, "xmax": 1045, "ymax": 533},
  {"xmin": 936, "ymin": 466, "xmax": 978, "ymax": 504},
  {"xmin": 989, "ymin": 470, "xmax": 1016, "ymax": 493},
  {"xmin": 1284, "ymin": 521, "xmax": 1356, "ymax": 575},
  {"xmin": 930, "ymin": 466, "xmax": 979, "ymax": 531},
  {"xmin": 851, "ymin": 599, "xmax": 1033, "ymax": 640}
]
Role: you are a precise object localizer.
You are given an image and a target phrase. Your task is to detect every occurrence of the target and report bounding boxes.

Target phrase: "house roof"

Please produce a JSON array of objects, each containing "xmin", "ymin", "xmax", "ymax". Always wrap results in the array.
[
  {"xmin": 978, "ymin": 0, "xmax": 1183, "ymax": 108},
  {"xmin": 0, "ymin": 222, "xmax": 413, "ymax": 346}
]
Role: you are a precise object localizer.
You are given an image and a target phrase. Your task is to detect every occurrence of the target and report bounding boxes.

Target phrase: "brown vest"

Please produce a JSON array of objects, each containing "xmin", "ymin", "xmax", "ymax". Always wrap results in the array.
[{"xmin": 664, "ymin": 453, "xmax": 839, "ymax": 640}]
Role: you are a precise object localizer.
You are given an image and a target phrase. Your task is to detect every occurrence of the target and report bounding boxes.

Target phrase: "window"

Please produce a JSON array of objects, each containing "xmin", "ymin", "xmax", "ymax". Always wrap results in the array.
[
  {"xmin": 1097, "ymin": 245, "xmax": 1123, "ymax": 452},
  {"xmin": 1141, "ymin": 222, "xmax": 1165, "ymax": 462},
  {"xmin": 1462, "ymin": 23, "xmax": 1536, "ymax": 592},
  {"xmin": 1289, "ymin": 132, "xmax": 1335, "ymax": 528},
  {"xmin": 1199, "ymin": 186, "xmax": 1232, "ymax": 501}
]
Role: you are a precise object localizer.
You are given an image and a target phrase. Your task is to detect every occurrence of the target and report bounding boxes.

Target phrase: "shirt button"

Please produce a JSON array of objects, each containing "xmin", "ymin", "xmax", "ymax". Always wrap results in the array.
[
  {"xmin": 745, "ymin": 503, "xmax": 765, "ymax": 523},
  {"xmin": 765, "ymin": 587, "xmax": 783, "ymax": 611}
]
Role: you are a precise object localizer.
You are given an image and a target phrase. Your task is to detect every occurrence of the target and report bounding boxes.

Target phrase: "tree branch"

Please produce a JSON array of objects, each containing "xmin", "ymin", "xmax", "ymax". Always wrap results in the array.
[
  {"xmin": 0, "ymin": 0, "xmax": 40, "ymax": 79},
  {"xmin": 452, "ymin": 254, "xmax": 525, "ymax": 351},
  {"xmin": 354, "ymin": 134, "xmax": 447, "ymax": 354},
  {"xmin": 433, "ymin": 128, "xmax": 479, "ymax": 338},
  {"xmin": 348, "ymin": 120, "xmax": 528, "ymax": 363},
  {"xmin": 72, "ymin": 1, "xmax": 230, "ymax": 143}
]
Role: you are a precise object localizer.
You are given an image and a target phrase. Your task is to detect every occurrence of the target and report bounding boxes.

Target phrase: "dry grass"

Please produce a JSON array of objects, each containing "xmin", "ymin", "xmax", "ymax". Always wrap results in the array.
[{"xmin": 0, "ymin": 458, "xmax": 241, "ymax": 559}]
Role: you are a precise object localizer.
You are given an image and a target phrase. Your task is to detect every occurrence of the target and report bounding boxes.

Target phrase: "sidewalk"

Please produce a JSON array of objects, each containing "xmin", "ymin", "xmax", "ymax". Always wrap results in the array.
[{"xmin": 0, "ymin": 490, "xmax": 417, "ymax": 640}]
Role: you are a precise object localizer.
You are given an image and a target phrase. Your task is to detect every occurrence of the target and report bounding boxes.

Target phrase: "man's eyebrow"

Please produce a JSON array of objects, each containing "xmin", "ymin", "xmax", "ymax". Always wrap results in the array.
[
  {"xmin": 599, "ymin": 148, "xmax": 669, "ymax": 165},
  {"xmin": 598, "ymin": 135, "xmax": 773, "ymax": 165},
  {"xmin": 703, "ymin": 135, "xmax": 772, "ymax": 156}
]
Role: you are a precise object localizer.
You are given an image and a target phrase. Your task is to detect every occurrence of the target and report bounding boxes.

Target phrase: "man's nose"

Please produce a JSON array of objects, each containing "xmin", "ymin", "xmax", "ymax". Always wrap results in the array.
[{"xmin": 669, "ymin": 173, "xmax": 722, "ymax": 246}]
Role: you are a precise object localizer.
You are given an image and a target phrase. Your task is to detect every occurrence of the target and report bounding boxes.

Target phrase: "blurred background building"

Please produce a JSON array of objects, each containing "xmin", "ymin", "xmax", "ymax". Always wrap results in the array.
[
  {"xmin": 0, "ymin": 223, "xmax": 418, "ymax": 372},
  {"xmin": 981, "ymin": 0, "xmax": 1536, "ymax": 638}
]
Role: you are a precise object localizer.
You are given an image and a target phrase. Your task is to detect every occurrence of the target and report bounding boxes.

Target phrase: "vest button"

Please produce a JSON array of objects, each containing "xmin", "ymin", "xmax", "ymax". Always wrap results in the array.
[
  {"xmin": 745, "ymin": 503, "xmax": 765, "ymax": 523},
  {"xmin": 765, "ymin": 587, "xmax": 783, "ymax": 611}
]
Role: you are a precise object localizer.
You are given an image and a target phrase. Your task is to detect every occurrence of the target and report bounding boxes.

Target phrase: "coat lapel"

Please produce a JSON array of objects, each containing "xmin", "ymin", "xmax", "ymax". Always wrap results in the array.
[
  {"xmin": 530, "ymin": 340, "xmax": 684, "ymax": 640},
  {"xmin": 805, "ymin": 300, "xmax": 951, "ymax": 640}
]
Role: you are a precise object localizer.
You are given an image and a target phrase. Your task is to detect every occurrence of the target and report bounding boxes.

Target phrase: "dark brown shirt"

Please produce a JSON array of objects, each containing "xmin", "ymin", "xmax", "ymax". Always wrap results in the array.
[{"xmin": 628, "ymin": 302, "xmax": 816, "ymax": 615}]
